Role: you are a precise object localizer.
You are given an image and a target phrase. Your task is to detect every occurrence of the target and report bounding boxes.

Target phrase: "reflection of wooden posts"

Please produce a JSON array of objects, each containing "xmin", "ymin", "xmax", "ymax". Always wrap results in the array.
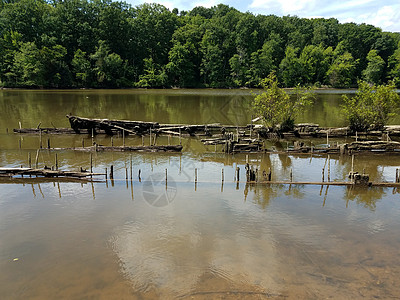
[{"xmin": 267, "ymin": 167, "xmax": 272, "ymax": 181}]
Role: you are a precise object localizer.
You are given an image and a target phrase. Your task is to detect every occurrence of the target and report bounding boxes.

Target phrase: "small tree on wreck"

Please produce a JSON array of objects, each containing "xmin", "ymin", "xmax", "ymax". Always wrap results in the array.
[
  {"xmin": 341, "ymin": 80, "xmax": 400, "ymax": 132},
  {"xmin": 252, "ymin": 72, "xmax": 315, "ymax": 132}
]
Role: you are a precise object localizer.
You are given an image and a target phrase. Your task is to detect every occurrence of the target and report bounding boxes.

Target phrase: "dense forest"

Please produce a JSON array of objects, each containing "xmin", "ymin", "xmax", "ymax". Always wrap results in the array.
[{"xmin": 1, "ymin": 0, "xmax": 400, "ymax": 89}]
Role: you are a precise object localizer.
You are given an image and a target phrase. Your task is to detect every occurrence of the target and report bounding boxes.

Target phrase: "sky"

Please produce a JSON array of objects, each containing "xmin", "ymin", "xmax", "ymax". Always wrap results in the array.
[{"xmin": 124, "ymin": 0, "xmax": 400, "ymax": 32}]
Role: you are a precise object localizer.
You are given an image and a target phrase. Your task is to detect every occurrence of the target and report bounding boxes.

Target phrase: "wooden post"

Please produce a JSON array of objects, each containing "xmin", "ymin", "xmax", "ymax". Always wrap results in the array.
[
  {"xmin": 91, "ymin": 128, "xmax": 94, "ymax": 145},
  {"xmin": 105, "ymin": 168, "xmax": 108, "ymax": 180},
  {"xmin": 90, "ymin": 153, "xmax": 93, "ymax": 175},
  {"xmin": 125, "ymin": 167, "xmax": 128, "ymax": 180},
  {"xmin": 149, "ymin": 128, "xmax": 152, "ymax": 146},
  {"xmin": 110, "ymin": 165, "xmax": 114, "ymax": 179},
  {"xmin": 123, "ymin": 129, "xmax": 125, "ymax": 147},
  {"xmin": 396, "ymin": 168, "xmax": 399, "ymax": 183},
  {"xmin": 179, "ymin": 128, "xmax": 182, "ymax": 145},
  {"xmin": 130, "ymin": 155, "xmax": 133, "ymax": 180},
  {"xmin": 39, "ymin": 129, "xmax": 42, "ymax": 149},
  {"xmin": 138, "ymin": 169, "xmax": 141, "ymax": 181},
  {"xmin": 236, "ymin": 167, "xmax": 240, "ymax": 182},
  {"xmin": 327, "ymin": 155, "xmax": 330, "ymax": 182},
  {"xmin": 165, "ymin": 168, "xmax": 168, "ymax": 183},
  {"xmin": 35, "ymin": 149, "xmax": 39, "ymax": 169},
  {"xmin": 55, "ymin": 153, "xmax": 58, "ymax": 170},
  {"xmin": 290, "ymin": 168, "xmax": 293, "ymax": 182},
  {"xmin": 326, "ymin": 131, "xmax": 329, "ymax": 147},
  {"xmin": 222, "ymin": 169, "xmax": 224, "ymax": 182},
  {"xmin": 195, "ymin": 168, "xmax": 197, "ymax": 183}
]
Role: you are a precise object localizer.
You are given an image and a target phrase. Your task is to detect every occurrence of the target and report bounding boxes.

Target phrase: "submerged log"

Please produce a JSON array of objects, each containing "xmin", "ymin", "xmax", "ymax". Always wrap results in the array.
[
  {"xmin": 50, "ymin": 145, "xmax": 183, "ymax": 152},
  {"xmin": 0, "ymin": 167, "xmax": 104, "ymax": 179}
]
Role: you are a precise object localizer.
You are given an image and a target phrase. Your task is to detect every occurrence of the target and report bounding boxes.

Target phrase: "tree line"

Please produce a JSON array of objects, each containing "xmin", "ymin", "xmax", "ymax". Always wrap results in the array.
[{"xmin": 1, "ymin": 0, "xmax": 400, "ymax": 89}]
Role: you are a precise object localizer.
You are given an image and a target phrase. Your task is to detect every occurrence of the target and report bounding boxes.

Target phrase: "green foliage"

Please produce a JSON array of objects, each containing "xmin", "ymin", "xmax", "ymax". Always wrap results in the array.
[
  {"xmin": 327, "ymin": 49, "xmax": 358, "ymax": 88},
  {"xmin": 252, "ymin": 73, "xmax": 315, "ymax": 131},
  {"xmin": 362, "ymin": 50, "xmax": 385, "ymax": 84},
  {"xmin": 341, "ymin": 80, "xmax": 400, "ymax": 132},
  {"xmin": 0, "ymin": 1, "xmax": 398, "ymax": 88}
]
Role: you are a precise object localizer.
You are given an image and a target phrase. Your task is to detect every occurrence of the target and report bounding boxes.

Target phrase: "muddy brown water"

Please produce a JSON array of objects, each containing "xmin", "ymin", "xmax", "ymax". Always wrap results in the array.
[{"xmin": 1, "ymin": 89, "xmax": 400, "ymax": 299}]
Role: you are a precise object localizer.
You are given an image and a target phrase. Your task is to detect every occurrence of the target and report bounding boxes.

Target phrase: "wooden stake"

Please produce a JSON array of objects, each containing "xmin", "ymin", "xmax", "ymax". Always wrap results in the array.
[
  {"xmin": 179, "ymin": 128, "xmax": 182, "ymax": 145},
  {"xmin": 130, "ymin": 155, "xmax": 133, "ymax": 180},
  {"xmin": 39, "ymin": 129, "xmax": 42, "ymax": 149},
  {"xmin": 28, "ymin": 152, "xmax": 31, "ymax": 168},
  {"xmin": 110, "ymin": 165, "xmax": 114, "ymax": 179},
  {"xmin": 327, "ymin": 155, "xmax": 330, "ymax": 182},
  {"xmin": 236, "ymin": 167, "xmax": 240, "ymax": 182},
  {"xmin": 35, "ymin": 149, "xmax": 39, "ymax": 169},
  {"xmin": 195, "ymin": 168, "xmax": 197, "ymax": 183},
  {"xmin": 55, "ymin": 153, "xmax": 58, "ymax": 170},
  {"xmin": 150, "ymin": 128, "xmax": 152, "ymax": 146},
  {"xmin": 165, "ymin": 168, "xmax": 168, "ymax": 183},
  {"xmin": 290, "ymin": 168, "xmax": 293, "ymax": 182},
  {"xmin": 222, "ymin": 169, "xmax": 224, "ymax": 182},
  {"xmin": 90, "ymin": 153, "xmax": 93, "ymax": 173}
]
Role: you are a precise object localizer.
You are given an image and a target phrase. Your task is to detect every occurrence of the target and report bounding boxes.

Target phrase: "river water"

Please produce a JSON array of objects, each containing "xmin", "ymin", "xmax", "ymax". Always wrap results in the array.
[{"xmin": 0, "ymin": 89, "xmax": 400, "ymax": 299}]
